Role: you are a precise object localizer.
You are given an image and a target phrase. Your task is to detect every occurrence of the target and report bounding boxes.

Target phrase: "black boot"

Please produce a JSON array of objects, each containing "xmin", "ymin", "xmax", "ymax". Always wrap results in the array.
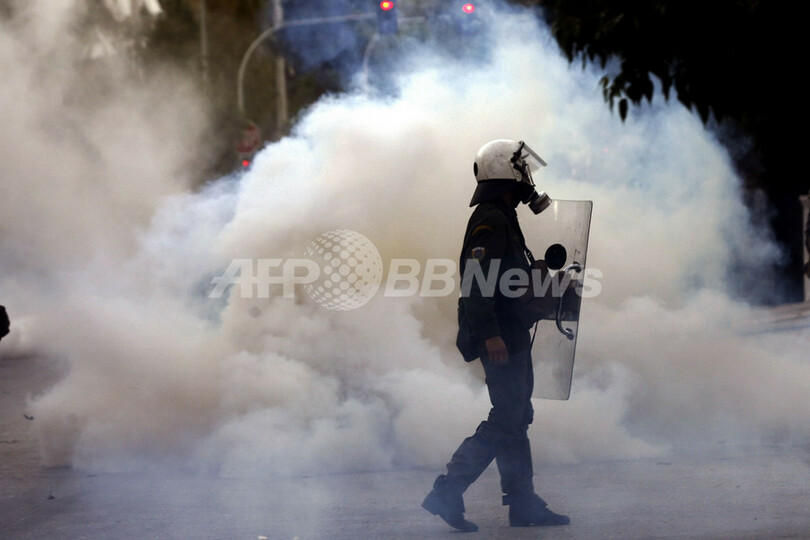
[
  {"xmin": 505, "ymin": 493, "xmax": 570, "ymax": 527},
  {"xmin": 421, "ymin": 475, "xmax": 479, "ymax": 532}
]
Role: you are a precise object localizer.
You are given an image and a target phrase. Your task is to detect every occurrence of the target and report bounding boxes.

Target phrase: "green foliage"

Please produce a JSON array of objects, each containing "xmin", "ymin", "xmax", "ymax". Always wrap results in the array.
[
  {"xmin": 523, "ymin": 0, "xmax": 806, "ymax": 301},
  {"xmin": 522, "ymin": 0, "xmax": 803, "ymax": 194},
  {"xmin": 534, "ymin": 0, "xmax": 774, "ymax": 125}
]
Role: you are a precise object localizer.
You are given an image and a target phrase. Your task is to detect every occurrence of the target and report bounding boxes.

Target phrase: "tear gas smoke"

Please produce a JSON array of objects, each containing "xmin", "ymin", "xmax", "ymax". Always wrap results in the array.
[{"xmin": 1, "ymin": 1, "xmax": 808, "ymax": 478}]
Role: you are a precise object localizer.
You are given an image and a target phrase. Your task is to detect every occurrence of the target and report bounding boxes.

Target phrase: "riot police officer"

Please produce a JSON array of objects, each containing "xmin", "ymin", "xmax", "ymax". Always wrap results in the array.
[{"xmin": 421, "ymin": 140, "xmax": 569, "ymax": 532}]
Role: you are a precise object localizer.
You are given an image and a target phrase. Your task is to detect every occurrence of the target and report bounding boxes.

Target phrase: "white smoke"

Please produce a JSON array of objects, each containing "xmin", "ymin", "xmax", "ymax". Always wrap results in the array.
[{"xmin": 1, "ymin": 2, "xmax": 807, "ymax": 478}]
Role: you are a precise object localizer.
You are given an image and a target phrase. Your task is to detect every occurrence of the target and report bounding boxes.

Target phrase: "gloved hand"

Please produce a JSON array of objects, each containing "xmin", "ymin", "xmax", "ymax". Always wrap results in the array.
[{"xmin": 485, "ymin": 335, "xmax": 509, "ymax": 365}]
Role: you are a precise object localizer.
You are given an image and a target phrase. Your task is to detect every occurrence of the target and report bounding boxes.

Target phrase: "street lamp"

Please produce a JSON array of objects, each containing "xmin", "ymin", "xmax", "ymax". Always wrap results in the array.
[{"xmin": 237, "ymin": 12, "xmax": 378, "ymax": 122}]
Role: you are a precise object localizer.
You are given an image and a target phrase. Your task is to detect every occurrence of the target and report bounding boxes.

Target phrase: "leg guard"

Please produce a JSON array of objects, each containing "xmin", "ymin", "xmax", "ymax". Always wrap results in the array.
[
  {"xmin": 495, "ymin": 431, "xmax": 535, "ymax": 500},
  {"xmin": 445, "ymin": 430, "xmax": 496, "ymax": 490}
]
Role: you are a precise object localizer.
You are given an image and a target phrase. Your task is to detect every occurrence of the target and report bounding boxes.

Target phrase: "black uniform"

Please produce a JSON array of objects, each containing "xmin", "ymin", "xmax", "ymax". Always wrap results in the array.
[
  {"xmin": 458, "ymin": 198, "xmax": 533, "ymax": 355},
  {"xmin": 435, "ymin": 198, "xmax": 539, "ymax": 505}
]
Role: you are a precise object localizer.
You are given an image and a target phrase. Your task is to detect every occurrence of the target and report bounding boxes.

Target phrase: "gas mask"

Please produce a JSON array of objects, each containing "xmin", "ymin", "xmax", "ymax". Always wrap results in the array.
[{"xmin": 510, "ymin": 141, "xmax": 551, "ymax": 215}]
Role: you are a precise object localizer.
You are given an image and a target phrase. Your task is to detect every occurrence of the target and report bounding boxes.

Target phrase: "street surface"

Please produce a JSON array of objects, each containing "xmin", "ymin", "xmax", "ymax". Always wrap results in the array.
[{"xmin": 2, "ymin": 353, "xmax": 809, "ymax": 539}]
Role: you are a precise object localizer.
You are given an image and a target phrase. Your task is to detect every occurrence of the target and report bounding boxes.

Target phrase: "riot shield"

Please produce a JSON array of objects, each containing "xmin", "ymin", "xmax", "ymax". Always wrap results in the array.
[{"xmin": 523, "ymin": 200, "xmax": 593, "ymax": 400}]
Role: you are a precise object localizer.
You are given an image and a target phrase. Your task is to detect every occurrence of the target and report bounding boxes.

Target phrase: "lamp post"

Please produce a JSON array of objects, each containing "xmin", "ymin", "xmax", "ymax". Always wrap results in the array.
[
  {"xmin": 272, "ymin": 0, "xmax": 288, "ymax": 138},
  {"xmin": 236, "ymin": 0, "xmax": 287, "ymax": 139},
  {"xmin": 235, "ymin": 7, "xmax": 423, "ymax": 137},
  {"xmin": 236, "ymin": 12, "xmax": 379, "ymax": 137}
]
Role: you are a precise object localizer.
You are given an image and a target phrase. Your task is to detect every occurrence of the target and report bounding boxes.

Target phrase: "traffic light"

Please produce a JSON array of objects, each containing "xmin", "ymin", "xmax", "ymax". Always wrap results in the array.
[
  {"xmin": 458, "ymin": 2, "xmax": 481, "ymax": 35},
  {"xmin": 235, "ymin": 119, "xmax": 261, "ymax": 171},
  {"xmin": 377, "ymin": 0, "xmax": 397, "ymax": 34}
]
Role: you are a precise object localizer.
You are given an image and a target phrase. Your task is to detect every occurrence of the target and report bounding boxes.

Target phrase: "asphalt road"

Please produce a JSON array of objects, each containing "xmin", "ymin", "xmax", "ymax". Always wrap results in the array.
[{"xmin": 2, "ymin": 353, "xmax": 809, "ymax": 539}]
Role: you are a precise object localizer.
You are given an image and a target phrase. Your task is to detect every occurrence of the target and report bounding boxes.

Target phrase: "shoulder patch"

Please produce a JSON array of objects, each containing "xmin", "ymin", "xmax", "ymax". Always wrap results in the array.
[{"xmin": 471, "ymin": 246, "xmax": 486, "ymax": 260}]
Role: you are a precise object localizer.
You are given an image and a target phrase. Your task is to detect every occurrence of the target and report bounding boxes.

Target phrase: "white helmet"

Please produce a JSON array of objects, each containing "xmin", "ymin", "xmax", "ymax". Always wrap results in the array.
[{"xmin": 470, "ymin": 139, "xmax": 551, "ymax": 213}]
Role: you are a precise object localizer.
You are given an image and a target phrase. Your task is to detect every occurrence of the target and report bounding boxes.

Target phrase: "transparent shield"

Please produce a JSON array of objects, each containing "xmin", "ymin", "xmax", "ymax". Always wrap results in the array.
[{"xmin": 523, "ymin": 200, "xmax": 593, "ymax": 400}]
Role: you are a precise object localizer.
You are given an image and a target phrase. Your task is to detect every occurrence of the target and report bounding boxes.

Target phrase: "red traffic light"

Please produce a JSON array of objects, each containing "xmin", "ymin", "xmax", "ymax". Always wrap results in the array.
[
  {"xmin": 380, "ymin": 1, "xmax": 394, "ymax": 11},
  {"xmin": 462, "ymin": 3, "xmax": 475, "ymax": 13}
]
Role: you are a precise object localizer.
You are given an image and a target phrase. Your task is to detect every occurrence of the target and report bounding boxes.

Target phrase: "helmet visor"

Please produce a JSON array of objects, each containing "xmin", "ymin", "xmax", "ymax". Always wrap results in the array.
[{"xmin": 514, "ymin": 141, "xmax": 547, "ymax": 185}]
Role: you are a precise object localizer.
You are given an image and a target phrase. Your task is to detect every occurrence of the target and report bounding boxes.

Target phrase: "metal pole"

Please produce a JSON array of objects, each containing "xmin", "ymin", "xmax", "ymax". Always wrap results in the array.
[
  {"xmin": 200, "ymin": 0, "xmax": 209, "ymax": 87},
  {"xmin": 272, "ymin": 0, "xmax": 287, "ymax": 138},
  {"xmin": 361, "ymin": 32, "xmax": 380, "ymax": 93},
  {"xmin": 237, "ymin": 26, "xmax": 276, "ymax": 115}
]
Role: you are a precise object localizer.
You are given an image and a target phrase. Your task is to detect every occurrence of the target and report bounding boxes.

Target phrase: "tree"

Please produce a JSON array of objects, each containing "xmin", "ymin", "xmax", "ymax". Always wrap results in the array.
[
  {"xmin": 522, "ymin": 0, "xmax": 805, "ymax": 303},
  {"xmin": 145, "ymin": 1, "xmax": 335, "ymax": 174}
]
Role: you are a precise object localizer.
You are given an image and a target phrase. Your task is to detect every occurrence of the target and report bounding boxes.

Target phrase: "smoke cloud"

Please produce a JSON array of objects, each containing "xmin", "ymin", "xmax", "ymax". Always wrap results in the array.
[{"xmin": 1, "ymin": 1, "xmax": 807, "ymax": 479}]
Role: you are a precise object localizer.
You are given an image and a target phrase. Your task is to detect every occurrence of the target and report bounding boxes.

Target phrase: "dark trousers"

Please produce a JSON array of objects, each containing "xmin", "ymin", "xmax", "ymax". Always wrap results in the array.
[{"xmin": 440, "ymin": 327, "xmax": 536, "ymax": 500}]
